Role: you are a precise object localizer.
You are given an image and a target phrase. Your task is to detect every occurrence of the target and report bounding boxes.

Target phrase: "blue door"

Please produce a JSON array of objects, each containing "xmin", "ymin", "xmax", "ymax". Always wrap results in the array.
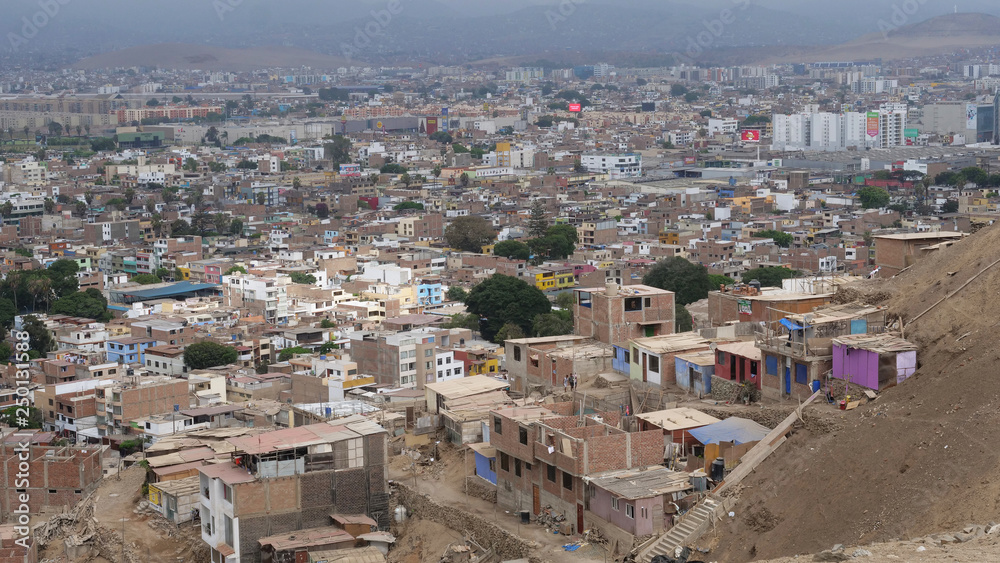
[{"xmin": 784, "ymin": 368, "xmax": 791, "ymax": 394}]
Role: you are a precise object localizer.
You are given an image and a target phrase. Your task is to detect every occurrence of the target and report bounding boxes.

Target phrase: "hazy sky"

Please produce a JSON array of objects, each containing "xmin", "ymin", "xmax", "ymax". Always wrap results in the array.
[{"xmin": 4, "ymin": 0, "xmax": 998, "ymax": 64}]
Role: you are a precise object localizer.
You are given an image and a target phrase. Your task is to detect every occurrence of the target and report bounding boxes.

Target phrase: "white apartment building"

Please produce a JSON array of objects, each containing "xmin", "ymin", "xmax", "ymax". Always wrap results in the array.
[
  {"xmin": 772, "ymin": 108, "xmax": 905, "ymax": 151},
  {"xmin": 222, "ymin": 274, "xmax": 289, "ymax": 325},
  {"xmin": 581, "ymin": 153, "xmax": 642, "ymax": 178},
  {"xmin": 707, "ymin": 118, "xmax": 738, "ymax": 136},
  {"xmin": 434, "ymin": 350, "xmax": 464, "ymax": 383}
]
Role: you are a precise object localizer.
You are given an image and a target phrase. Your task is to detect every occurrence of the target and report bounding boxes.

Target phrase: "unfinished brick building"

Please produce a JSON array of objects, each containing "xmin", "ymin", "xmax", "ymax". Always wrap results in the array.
[
  {"xmin": 489, "ymin": 404, "xmax": 665, "ymax": 535},
  {"xmin": 575, "ymin": 282, "xmax": 675, "ymax": 345},
  {"xmin": 198, "ymin": 419, "xmax": 389, "ymax": 563},
  {"xmin": 0, "ymin": 439, "xmax": 103, "ymax": 520}
]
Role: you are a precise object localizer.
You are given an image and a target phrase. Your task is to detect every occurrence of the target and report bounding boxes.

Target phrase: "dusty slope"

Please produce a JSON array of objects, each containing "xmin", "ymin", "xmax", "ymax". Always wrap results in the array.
[
  {"xmin": 762, "ymin": 13, "xmax": 1000, "ymax": 63},
  {"xmin": 708, "ymin": 223, "xmax": 1000, "ymax": 561}
]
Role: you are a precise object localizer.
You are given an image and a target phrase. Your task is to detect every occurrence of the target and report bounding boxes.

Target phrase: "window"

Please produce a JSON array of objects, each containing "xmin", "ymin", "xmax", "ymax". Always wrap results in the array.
[
  {"xmin": 632, "ymin": 348, "xmax": 639, "ymax": 363},
  {"xmin": 489, "ymin": 458, "xmax": 496, "ymax": 472},
  {"xmin": 648, "ymin": 355, "xmax": 659, "ymax": 372},
  {"xmin": 717, "ymin": 351, "xmax": 726, "ymax": 364},
  {"xmin": 563, "ymin": 471, "xmax": 573, "ymax": 490},
  {"xmin": 765, "ymin": 355, "xmax": 778, "ymax": 376},
  {"xmin": 514, "ymin": 458, "xmax": 522, "ymax": 477},
  {"xmin": 623, "ymin": 349, "xmax": 630, "ymax": 364},
  {"xmin": 493, "ymin": 416, "xmax": 502, "ymax": 435},
  {"xmin": 437, "ymin": 358, "xmax": 443, "ymax": 365},
  {"xmin": 644, "ymin": 297, "xmax": 651, "ymax": 308},
  {"xmin": 518, "ymin": 426, "xmax": 528, "ymax": 445},
  {"xmin": 547, "ymin": 464, "xmax": 556, "ymax": 482},
  {"xmin": 641, "ymin": 506, "xmax": 648, "ymax": 519},
  {"xmin": 624, "ymin": 297, "xmax": 642, "ymax": 312},
  {"xmin": 513, "ymin": 346, "xmax": 521, "ymax": 362},
  {"xmin": 626, "ymin": 504, "xmax": 635, "ymax": 519},
  {"xmin": 222, "ymin": 484, "xmax": 232, "ymax": 503},
  {"xmin": 611, "ymin": 497, "xmax": 620, "ymax": 510}
]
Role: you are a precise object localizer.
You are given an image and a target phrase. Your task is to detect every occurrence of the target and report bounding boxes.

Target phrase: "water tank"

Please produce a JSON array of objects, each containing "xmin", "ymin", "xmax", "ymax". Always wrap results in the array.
[
  {"xmin": 710, "ymin": 457, "xmax": 725, "ymax": 481},
  {"xmin": 748, "ymin": 280, "xmax": 761, "ymax": 291}
]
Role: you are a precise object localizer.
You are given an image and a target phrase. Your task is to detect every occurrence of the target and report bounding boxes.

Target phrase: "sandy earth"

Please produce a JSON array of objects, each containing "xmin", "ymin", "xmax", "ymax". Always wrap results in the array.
[{"xmin": 707, "ymin": 223, "xmax": 1000, "ymax": 561}]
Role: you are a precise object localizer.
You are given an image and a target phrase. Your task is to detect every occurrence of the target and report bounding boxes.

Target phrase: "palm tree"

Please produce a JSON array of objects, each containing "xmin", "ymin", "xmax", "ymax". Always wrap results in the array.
[{"xmin": 28, "ymin": 277, "xmax": 51, "ymax": 313}]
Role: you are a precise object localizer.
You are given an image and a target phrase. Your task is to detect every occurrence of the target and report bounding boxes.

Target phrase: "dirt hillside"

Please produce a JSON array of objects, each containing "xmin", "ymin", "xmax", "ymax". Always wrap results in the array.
[{"xmin": 707, "ymin": 223, "xmax": 1000, "ymax": 561}]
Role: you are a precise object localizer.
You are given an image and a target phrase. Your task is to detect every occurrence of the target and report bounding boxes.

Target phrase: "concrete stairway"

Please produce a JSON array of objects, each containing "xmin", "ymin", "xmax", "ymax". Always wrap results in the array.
[{"xmin": 637, "ymin": 496, "xmax": 720, "ymax": 563}]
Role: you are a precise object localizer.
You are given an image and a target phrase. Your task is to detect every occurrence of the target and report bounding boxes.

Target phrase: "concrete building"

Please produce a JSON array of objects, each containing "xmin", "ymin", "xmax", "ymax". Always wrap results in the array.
[
  {"xmin": 580, "ymin": 154, "xmax": 642, "ymax": 179},
  {"xmin": 0, "ymin": 441, "xmax": 103, "ymax": 519},
  {"xmin": 223, "ymin": 274, "xmax": 290, "ymax": 325},
  {"xmin": 873, "ymin": 232, "xmax": 965, "ymax": 277}
]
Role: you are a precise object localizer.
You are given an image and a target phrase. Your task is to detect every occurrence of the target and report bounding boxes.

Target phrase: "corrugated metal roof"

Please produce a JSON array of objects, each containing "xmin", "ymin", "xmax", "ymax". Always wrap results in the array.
[{"xmin": 587, "ymin": 466, "xmax": 692, "ymax": 500}]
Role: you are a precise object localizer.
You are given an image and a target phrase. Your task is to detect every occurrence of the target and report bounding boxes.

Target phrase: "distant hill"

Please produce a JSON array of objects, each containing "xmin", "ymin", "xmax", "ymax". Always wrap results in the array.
[
  {"xmin": 70, "ymin": 43, "xmax": 353, "ymax": 71},
  {"xmin": 758, "ymin": 13, "xmax": 1000, "ymax": 63}
]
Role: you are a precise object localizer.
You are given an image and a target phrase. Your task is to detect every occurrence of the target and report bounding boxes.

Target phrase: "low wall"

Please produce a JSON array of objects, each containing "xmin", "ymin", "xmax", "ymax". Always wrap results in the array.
[
  {"xmin": 395, "ymin": 483, "xmax": 539, "ymax": 562},
  {"xmin": 464, "ymin": 476, "xmax": 497, "ymax": 503}
]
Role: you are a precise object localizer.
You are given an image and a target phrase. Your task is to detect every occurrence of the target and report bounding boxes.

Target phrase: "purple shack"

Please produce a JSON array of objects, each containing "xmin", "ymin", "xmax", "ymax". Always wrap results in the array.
[{"xmin": 831, "ymin": 333, "xmax": 918, "ymax": 391}]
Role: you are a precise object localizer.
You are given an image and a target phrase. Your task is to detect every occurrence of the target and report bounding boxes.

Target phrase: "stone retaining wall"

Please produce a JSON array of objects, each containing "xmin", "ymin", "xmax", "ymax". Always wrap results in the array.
[{"xmin": 394, "ymin": 483, "xmax": 539, "ymax": 562}]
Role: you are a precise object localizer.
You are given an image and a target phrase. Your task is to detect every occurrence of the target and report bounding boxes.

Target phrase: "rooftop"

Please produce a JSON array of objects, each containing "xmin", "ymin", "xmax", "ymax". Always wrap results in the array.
[
  {"xmin": 636, "ymin": 408, "xmax": 721, "ymax": 431},
  {"xmin": 586, "ymin": 466, "xmax": 693, "ymax": 500},
  {"xmin": 832, "ymin": 333, "xmax": 918, "ymax": 353}
]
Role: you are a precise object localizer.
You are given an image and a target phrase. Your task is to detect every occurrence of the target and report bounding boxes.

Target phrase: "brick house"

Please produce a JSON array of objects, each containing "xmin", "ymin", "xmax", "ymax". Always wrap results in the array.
[
  {"xmin": 574, "ymin": 282, "xmax": 675, "ymax": 345},
  {"xmin": 0, "ymin": 440, "xmax": 103, "ymax": 518},
  {"xmin": 489, "ymin": 404, "xmax": 664, "ymax": 539}
]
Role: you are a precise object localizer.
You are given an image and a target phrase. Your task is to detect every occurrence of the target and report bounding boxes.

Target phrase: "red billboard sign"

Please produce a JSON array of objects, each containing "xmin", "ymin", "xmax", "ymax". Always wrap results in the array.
[
  {"xmin": 425, "ymin": 117, "xmax": 438, "ymax": 135},
  {"xmin": 741, "ymin": 130, "xmax": 760, "ymax": 142},
  {"xmin": 683, "ymin": 156, "xmax": 697, "ymax": 165},
  {"xmin": 568, "ymin": 103, "xmax": 582, "ymax": 112},
  {"xmin": 866, "ymin": 112, "xmax": 879, "ymax": 138}
]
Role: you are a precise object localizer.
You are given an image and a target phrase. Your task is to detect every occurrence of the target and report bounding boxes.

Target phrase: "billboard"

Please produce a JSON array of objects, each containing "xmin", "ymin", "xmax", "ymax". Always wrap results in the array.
[
  {"xmin": 425, "ymin": 117, "xmax": 438, "ymax": 135},
  {"xmin": 339, "ymin": 164, "xmax": 361, "ymax": 177},
  {"xmin": 904, "ymin": 127, "xmax": 919, "ymax": 138},
  {"xmin": 866, "ymin": 112, "xmax": 880, "ymax": 138},
  {"xmin": 966, "ymin": 103, "xmax": 978, "ymax": 130},
  {"xmin": 683, "ymin": 156, "xmax": 697, "ymax": 165},
  {"xmin": 441, "ymin": 107, "xmax": 449, "ymax": 116},
  {"xmin": 740, "ymin": 130, "xmax": 760, "ymax": 142},
  {"xmin": 641, "ymin": 102, "xmax": 656, "ymax": 112},
  {"xmin": 568, "ymin": 103, "xmax": 582, "ymax": 112}
]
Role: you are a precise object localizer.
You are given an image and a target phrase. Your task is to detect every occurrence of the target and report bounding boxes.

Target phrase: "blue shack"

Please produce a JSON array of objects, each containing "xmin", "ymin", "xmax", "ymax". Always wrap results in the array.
[
  {"xmin": 468, "ymin": 442, "xmax": 497, "ymax": 485},
  {"xmin": 674, "ymin": 350, "xmax": 717, "ymax": 396}
]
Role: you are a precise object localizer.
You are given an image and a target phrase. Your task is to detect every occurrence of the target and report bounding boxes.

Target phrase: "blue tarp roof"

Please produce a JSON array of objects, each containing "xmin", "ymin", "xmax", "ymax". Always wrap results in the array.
[
  {"xmin": 111, "ymin": 281, "xmax": 220, "ymax": 304},
  {"xmin": 687, "ymin": 417, "xmax": 771, "ymax": 445},
  {"xmin": 779, "ymin": 318, "xmax": 804, "ymax": 331}
]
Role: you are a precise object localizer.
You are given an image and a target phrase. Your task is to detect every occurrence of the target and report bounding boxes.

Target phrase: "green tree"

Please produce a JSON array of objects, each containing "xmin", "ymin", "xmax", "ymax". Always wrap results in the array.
[
  {"xmin": 465, "ymin": 275, "xmax": 551, "ymax": 343},
  {"xmin": 380, "ymin": 163, "xmax": 407, "ymax": 174},
  {"xmin": 445, "ymin": 216, "xmax": 496, "ymax": 252},
  {"xmin": 643, "ymin": 257, "xmax": 712, "ymax": 306},
  {"xmin": 315, "ymin": 203, "xmax": 329, "ymax": 218},
  {"xmin": 676, "ymin": 304, "xmax": 693, "ymax": 332},
  {"xmin": 184, "ymin": 341, "xmax": 239, "ymax": 369},
  {"xmin": 0, "ymin": 406, "xmax": 42, "ymax": 429},
  {"xmin": 0, "ymin": 341, "xmax": 12, "ymax": 362},
  {"xmin": 278, "ymin": 346, "xmax": 311, "ymax": 362},
  {"xmin": 446, "ymin": 286, "xmax": 468, "ymax": 302},
  {"xmin": 225, "ymin": 265, "xmax": 247, "ymax": 275},
  {"xmin": 493, "ymin": 240, "xmax": 531, "ymax": 261},
  {"xmin": 0, "ymin": 298, "xmax": 15, "ymax": 330},
  {"xmin": 528, "ymin": 200, "xmax": 548, "ymax": 238},
  {"xmin": 51, "ymin": 289, "xmax": 111, "ymax": 322},
  {"xmin": 22, "ymin": 315, "xmax": 54, "ymax": 355},
  {"xmin": 753, "ymin": 229, "xmax": 794, "ymax": 248},
  {"xmin": 47, "ymin": 259, "xmax": 80, "ymax": 298},
  {"xmin": 555, "ymin": 291, "xmax": 576, "ymax": 310},
  {"xmin": 533, "ymin": 312, "xmax": 573, "ymax": 337},
  {"xmin": 670, "ymin": 84, "xmax": 688, "ymax": 96},
  {"xmin": 393, "ymin": 201, "xmax": 424, "ymax": 211},
  {"xmin": 495, "ymin": 322, "xmax": 526, "ymax": 344},
  {"xmin": 154, "ymin": 268, "xmax": 171, "ymax": 280},
  {"xmin": 146, "ymin": 98, "xmax": 160, "ymax": 107},
  {"xmin": 872, "ymin": 170, "xmax": 891, "ymax": 180},
  {"xmin": 318, "ymin": 341, "xmax": 339, "ymax": 354},
  {"xmin": 289, "ymin": 272, "xmax": 317, "ymax": 285},
  {"xmin": 325, "ymin": 135, "xmax": 353, "ymax": 167},
  {"xmin": 320, "ymin": 319, "xmax": 337, "ymax": 328},
  {"xmin": 942, "ymin": 199, "xmax": 959, "ymax": 213},
  {"xmin": 441, "ymin": 313, "xmax": 479, "ymax": 330},
  {"xmin": 742, "ymin": 266, "xmax": 799, "ymax": 288},
  {"xmin": 856, "ymin": 186, "xmax": 890, "ymax": 209},
  {"xmin": 960, "ymin": 166, "xmax": 987, "ymax": 186},
  {"xmin": 230, "ymin": 218, "xmax": 244, "ymax": 235},
  {"xmin": 183, "ymin": 157, "xmax": 198, "ymax": 171},
  {"xmin": 707, "ymin": 274, "xmax": 735, "ymax": 289},
  {"xmin": 131, "ymin": 274, "xmax": 161, "ymax": 285}
]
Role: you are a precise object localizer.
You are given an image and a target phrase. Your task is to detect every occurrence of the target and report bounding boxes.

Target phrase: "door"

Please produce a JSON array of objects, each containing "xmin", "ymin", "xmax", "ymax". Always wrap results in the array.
[
  {"xmin": 784, "ymin": 368, "xmax": 791, "ymax": 395},
  {"xmin": 577, "ymin": 503, "xmax": 584, "ymax": 535},
  {"xmin": 532, "ymin": 485, "xmax": 540, "ymax": 515},
  {"xmin": 641, "ymin": 353, "xmax": 648, "ymax": 382}
]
